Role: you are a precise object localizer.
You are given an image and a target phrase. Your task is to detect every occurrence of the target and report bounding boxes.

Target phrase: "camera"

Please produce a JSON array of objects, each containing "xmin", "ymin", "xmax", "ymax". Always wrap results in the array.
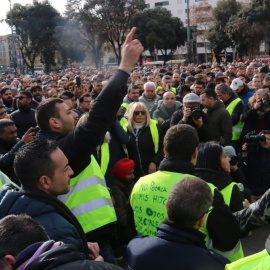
[
  {"xmin": 260, "ymin": 98, "xmax": 270, "ymax": 108},
  {"xmin": 243, "ymin": 132, "xmax": 266, "ymax": 153},
  {"xmin": 190, "ymin": 106, "xmax": 201, "ymax": 119},
  {"xmin": 229, "ymin": 155, "xmax": 238, "ymax": 166}
]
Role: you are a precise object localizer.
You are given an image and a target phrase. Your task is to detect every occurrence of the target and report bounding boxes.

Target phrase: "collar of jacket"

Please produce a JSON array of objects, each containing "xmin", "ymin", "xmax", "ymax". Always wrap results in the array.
[
  {"xmin": 158, "ymin": 158, "xmax": 195, "ymax": 175},
  {"xmin": 157, "ymin": 219, "xmax": 206, "ymax": 248},
  {"xmin": 36, "ymin": 130, "xmax": 66, "ymax": 141}
]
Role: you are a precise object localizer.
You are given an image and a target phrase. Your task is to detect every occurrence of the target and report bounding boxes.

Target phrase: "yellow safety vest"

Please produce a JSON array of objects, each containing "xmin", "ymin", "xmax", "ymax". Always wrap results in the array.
[
  {"xmin": 0, "ymin": 179, "xmax": 2, "ymax": 188},
  {"xmin": 121, "ymin": 102, "xmax": 129, "ymax": 110},
  {"xmin": 130, "ymin": 171, "xmax": 194, "ymax": 236},
  {"xmin": 100, "ymin": 142, "xmax": 110, "ymax": 176},
  {"xmin": 156, "ymin": 85, "xmax": 176, "ymax": 94},
  {"xmin": 200, "ymin": 181, "xmax": 244, "ymax": 262},
  {"xmin": 226, "ymin": 249, "xmax": 270, "ymax": 269},
  {"xmin": 58, "ymin": 155, "xmax": 117, "ymax": 233},
  {"xmin": 122, "ymin": 119, "xmax": 159, "ymax": 155},
  {"xmin": 221, "ymin": 182, "xmax": 238, "ymax": 207},
  {"xmin": 226, "ymin": 98, "xmax": 244, "ymax": 141},
  {"xmin": 119, "ymin": 117, "xmax": 128, "ymax": 128}
]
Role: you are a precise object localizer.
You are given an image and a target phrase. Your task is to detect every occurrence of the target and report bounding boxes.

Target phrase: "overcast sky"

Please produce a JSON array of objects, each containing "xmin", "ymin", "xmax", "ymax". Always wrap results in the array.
[{"xmin": 0, "ymin": 0, "xmax": 68, "ymax": 35}]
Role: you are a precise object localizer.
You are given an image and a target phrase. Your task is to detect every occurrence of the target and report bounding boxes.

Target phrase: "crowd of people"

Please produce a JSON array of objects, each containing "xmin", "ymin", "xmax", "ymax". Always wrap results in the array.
[{"xmin": 1, "ymin": 28, "xmax": 270, "ymax": 269}]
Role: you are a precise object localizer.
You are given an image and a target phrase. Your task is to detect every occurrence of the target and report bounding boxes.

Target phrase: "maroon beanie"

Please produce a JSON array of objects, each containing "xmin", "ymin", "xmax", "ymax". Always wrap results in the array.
[{"xmin": 113, "ymin": 158, "xmax": 135, "ymax": 179}]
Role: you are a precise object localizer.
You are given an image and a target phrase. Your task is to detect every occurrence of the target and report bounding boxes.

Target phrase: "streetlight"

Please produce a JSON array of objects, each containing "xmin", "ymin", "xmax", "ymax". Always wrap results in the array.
[
  {"xmin": 9, "ymin": 0, "xmax": 17, "ymax": 75},
  {"xmin": 187, "ymin": 0, "xmax": 191, "ymax": 63}
]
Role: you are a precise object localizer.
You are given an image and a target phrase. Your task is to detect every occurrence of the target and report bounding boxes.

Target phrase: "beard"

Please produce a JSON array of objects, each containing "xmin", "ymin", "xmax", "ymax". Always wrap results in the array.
[{"xmin": 3, "ymin": 98, "xmax": 13, "ymax": 107}]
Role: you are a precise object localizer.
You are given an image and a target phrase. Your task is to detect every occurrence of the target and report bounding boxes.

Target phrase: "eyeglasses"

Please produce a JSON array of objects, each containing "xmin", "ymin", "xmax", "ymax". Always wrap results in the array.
[
  {"xmin": 18, "ymin": 96, "xmax": 27, "ymax": 100},
  {"xmin": 196, "ymin": 207, "xmax": 213, "ymax": 221},
  {"xmin": 134, "ymin": 111, "xmax": 146, "ymax": 115},
  {"xmin": 0, "ymin": 111, "xmax": 6, "ymax": 116}
]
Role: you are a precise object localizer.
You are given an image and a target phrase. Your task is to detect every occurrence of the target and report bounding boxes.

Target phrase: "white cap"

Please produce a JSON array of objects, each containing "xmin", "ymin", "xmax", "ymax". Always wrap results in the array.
[{"xmin": 230, "ymin": 78, "xmax": 244, "ymax": 91}]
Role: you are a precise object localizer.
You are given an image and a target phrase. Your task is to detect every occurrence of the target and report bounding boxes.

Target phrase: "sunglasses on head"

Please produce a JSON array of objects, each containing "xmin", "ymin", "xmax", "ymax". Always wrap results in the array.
[{"xmin": 134, "ymin": 111, "xmax": 146, "ymax": 116}]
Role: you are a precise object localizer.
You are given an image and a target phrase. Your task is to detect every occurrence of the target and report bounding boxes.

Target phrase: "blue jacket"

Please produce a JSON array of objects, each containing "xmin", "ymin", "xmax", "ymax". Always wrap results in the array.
[
  {"xmin": 0, "ymin": 184, "xmax": 88, "ymax": 258},
  {"xmin": 127, "ymin": 220, "xmax": 229, "ymax": 270},
  {"xmin": 238, "ymin": 84, "xmax": 254, "ymax": 108}
]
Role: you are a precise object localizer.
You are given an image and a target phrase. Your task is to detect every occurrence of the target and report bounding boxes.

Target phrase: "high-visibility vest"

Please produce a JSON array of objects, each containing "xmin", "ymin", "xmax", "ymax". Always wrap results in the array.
[
  {"xmin": 100, "ymin": 142, "xmax": 110, "ymax": 176},
  {"xmin": 200, "ymin": 181, "xmax": 244, "ymax": 262},
  {"xmin": 58, "ymin": 155, "xmax": 117, "ymax": 234},
  {"xmin": 119, "ymin": 117, "xmax": 128, "ymax": 128},
  {"xmin": 156, "ymin": 85, "xmax": 176, "ymax": 94},
  {"xmin": 130, "ymin": 171, "xmax": 194, "ymax": 236},
  {"xmin": 121, "ymin": 102, "xmax": 129, "ymax": 110},
  {"xmin": 226, "ymin": 98, "xmax": 244, "ymax": 141},
  {"xmin": 221, "ymin": 182, "xmax": 238, "ymax": 207},
  {"xmin": 0, "ymin": 179, "xmax": 2, "ymax": 188},
  {"xmin": 225, "ymin": 249, "xmax": 270, "ymax": 269},
  {"xmin": 122, "ymin": 119, "xmax": 159, "ymax": 155}
]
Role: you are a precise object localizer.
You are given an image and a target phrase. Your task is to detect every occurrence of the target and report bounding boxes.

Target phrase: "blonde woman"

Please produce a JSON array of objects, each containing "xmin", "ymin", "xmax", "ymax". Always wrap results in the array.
[
  {"xmin": 123, "ymin": 102, "xmax": 164, "ymax": 180},
  {"xmin": 241, "ymin": 89, "xmax": 270, "ymax": 136}
]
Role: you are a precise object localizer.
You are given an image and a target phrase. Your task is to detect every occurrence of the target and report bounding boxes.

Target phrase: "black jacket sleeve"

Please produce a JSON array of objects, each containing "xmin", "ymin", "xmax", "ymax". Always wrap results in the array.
[
  {"xmin": 207, "ymin": 189, "xmax": 240, "ymax": 251},
  {"xmin": 230, "ymin": 185, "xmax": 244, "ymax": 213},
  {"xmin": 57, "ymin": 69, "xmax": 129, "ymax": 177},
  {"xmin": 0, "ymin": 140, "xmax": 24, "ymax": 168}
]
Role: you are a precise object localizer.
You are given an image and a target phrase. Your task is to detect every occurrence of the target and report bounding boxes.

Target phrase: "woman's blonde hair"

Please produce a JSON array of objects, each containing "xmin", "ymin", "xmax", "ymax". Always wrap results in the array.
[
  {"xmin": 248, "ymin": 89, "xmax": 270, "ymax": 107},
  {"xmin": 127, "ymin": 102, "xmax": 150, "ymax": 129}
]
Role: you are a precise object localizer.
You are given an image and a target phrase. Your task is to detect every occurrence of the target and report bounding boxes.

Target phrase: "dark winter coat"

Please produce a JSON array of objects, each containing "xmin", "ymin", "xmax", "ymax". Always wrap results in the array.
[
  {"xmin": 0, "ymin": 184, "xmax": 89, "ymax": 258},
  {"xmin": 0, "ymin": 138, "xmax": 24, "ymax": 185},
  {"xmin": 14, "ymin": 240, "xmax": 123, "ymax": 270},
  {"xmin": 126, "ymin": 124, "xmax": 164, "ymax": 180},
  {"xmin": 196, "ymin": 168, "xmax": 243, "ymax": 213},
  {"xmin": 203, "ymin": 100, "xmax": 232, "ymax": 146},
  {"xmin": 127, "ymin": 219, "xmax": 229, "ymax": 270},
  {"xmin": 11, "ymin": 108, "xmax": 36, "ymax": 138}
]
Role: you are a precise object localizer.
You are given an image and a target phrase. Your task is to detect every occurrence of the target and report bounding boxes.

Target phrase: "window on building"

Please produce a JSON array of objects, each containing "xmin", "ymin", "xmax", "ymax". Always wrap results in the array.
[
  {"xmin": 155, "ymin": 1, "xmax": 169, "ymax": 7},
  {"xmin": 145, "ymin": 3, "xmax": 150, "ymax": 8},
  {"xmin": 195, "ymin": 0, "xmax": 204, "ymax": 2}
]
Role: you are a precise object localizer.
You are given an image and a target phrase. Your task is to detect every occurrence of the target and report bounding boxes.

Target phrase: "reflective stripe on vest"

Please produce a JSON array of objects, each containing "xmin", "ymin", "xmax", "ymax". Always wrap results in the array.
[
  {"xmin": 225, "ymin": 249, "xmax": 270, "ymax": 269},
  {"xmin": 200, "ymin": 182, "xmax": 244, "ymax": 262},
  {"xmin": 226, "ymin": 98, "xmax": 244, "ymax": 141},
  {"xmin": 58, "ymin": 155, "xmax": 116, "ymax": 233},
  {"xmin": 0, "ymin": 179, "xmax": 2, "ymax": 188},
  {"xmin": 100, "ymin": 142, "xmax": 110, "ymax": 176},
  {"xmin": 221, "ymin": 182, "xmax": 238, "ymax": 207},
  {"xmin": 131, "ymin": 171, "xmax": 194, "ymax": 236},
  {"xmin": 123, "ymin": 119, "xmax": 159, "ymax": 156},
  {"xmin": 121, "ymin": 102, "xmax": 129, "ymax": 110}
]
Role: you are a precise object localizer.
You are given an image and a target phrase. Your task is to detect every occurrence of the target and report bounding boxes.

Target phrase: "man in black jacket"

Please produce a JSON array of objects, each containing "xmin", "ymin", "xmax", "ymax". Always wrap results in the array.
[
  {"xmin": 0, "ymin": 214, "xmax": 122, "ymax": 270},
  {"xmin": 34, "ymin": 27, "xmax": 143, "ymax": 264},
  {"xmin": 11, "ymin": 91, "xmax": 36, "ymax": 138},
  {"xmin": 170, "ymin": 93, "xmax": 211, "ymax": 142}
]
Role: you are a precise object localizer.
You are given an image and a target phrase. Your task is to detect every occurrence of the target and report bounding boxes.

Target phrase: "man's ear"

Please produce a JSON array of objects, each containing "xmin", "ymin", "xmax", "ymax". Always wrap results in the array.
[
  {"xmin": 49, "ymin": 117, "xmax": 60, "ymax": 129},
  {"xmin": 38, "ymin": 175, "xmax": 52, "ymax": 192},
  {"xmin": 3, "ymin": 255, "xmax": 16, "ymax": 269},
  {"xmin": 191, "ymin": 147, "xmax": 198, "ymax": 165},
  {"xmin": 193, "ymin": 213, "xmax": 207, "ymax": 230}
]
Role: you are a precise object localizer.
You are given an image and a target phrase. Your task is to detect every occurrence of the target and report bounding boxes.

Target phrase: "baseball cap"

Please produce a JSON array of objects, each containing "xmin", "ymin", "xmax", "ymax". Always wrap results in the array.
[{"xmin": 230, "ymin": 78, "xmax": 243, "ymax": 91}]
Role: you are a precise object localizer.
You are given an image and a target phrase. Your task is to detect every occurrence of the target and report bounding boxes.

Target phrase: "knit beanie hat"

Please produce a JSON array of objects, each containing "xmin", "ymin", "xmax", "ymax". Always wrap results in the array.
[{"xmin": 113, "ymin": 158, "xmax": 135, "ymax": 179}]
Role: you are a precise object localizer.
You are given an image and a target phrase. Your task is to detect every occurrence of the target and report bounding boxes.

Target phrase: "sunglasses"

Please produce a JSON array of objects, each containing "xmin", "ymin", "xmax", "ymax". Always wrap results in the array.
[
  {"xmin": 134, "ymin": 111, "xmax": 146, "ymax": 116},
  {"xmin": 18, "ymin": 96, "xmax": 27, "ymax": 100}
]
